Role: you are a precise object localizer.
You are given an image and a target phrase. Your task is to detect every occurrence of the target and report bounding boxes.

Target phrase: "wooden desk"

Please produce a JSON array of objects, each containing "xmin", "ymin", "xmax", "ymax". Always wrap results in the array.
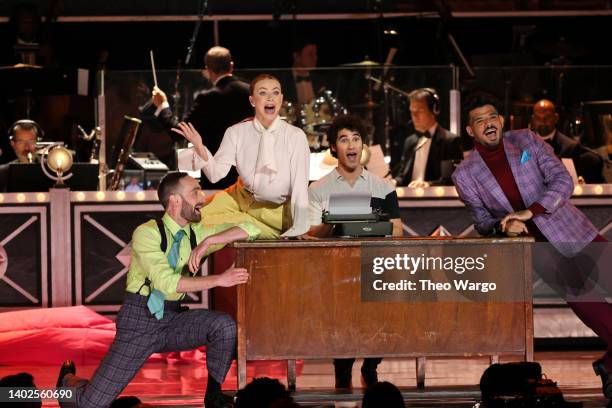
[{"xmin": 234, "ymin": 238, "xmax": 533, "ymax": 390}]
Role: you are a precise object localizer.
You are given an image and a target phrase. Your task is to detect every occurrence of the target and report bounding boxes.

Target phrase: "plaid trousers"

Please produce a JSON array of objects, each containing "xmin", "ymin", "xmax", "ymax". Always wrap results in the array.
[{"xmin": 64, "ymin": 293, "xmax": 236, "ymax": 408}]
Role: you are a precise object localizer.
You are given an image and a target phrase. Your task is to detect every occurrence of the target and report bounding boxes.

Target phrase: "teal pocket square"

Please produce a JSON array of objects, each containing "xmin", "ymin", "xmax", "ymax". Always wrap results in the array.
[{"xmin": 520, "ymin": 150, "xmax": 531, "ymax": 165}]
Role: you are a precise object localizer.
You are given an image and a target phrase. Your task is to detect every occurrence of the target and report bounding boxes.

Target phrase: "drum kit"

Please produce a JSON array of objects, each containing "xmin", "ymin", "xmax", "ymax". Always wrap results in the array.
[
  {"xmin": 280, "ymin": 59, "xmax": 408, "ymax": 163},
  {"xmin": 280, "ymin": 90, "xmax": 348, "ymax": 151},
  {"xmin": 281, "ymin": 58, "xmax": 397, "ymax": 156}
]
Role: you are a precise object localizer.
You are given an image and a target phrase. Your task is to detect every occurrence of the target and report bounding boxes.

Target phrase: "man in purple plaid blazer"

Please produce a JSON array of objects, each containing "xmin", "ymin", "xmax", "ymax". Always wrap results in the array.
[{"xmin": 452, "ymin": 95, "xmax": 612, "ymax": 400}]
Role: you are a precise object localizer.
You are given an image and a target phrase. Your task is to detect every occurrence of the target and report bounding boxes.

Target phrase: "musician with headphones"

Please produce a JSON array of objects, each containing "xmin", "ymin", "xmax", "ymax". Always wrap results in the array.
[
  {"xmin": 392, "ymin": 88, "xmax": 463, "ymax": 187},
  {"xmin": 7, "ymin": 119, "xmax": 43, "ymax": 163},
  {"xmin": 0, "ymin": 120, "xmax": 43, "ymax": 191}
]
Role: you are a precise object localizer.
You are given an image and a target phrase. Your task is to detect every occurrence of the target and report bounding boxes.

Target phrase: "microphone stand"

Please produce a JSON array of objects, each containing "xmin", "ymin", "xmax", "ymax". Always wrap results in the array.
[
  {"xmin": 185, "ymin": 0, "xmax": 208, "ymax": 66},
  {"xmin": 366, "ymin": 75, "xmax": 411, "ymax": 98},
  {"xmin": 366, "ymin": 74, "xmax": 410, "ymax": 160},
  {"xmin": 173, "ymin": 0, "xmax": 208, "ymax": 151}
]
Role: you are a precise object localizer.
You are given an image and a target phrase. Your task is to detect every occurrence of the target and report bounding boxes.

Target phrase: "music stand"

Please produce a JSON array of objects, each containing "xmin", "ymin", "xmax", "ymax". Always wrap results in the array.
[{"xmin": 7, "ymin": 163, "xmax": 99, "ymax": 192}]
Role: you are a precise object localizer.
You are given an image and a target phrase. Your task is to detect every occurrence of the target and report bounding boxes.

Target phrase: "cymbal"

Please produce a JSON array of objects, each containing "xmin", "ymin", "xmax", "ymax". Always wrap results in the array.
[
  {"xmin": 351, "ymin": 101, "xmax": 380, "ymax": 110},
  {"xmin": 0, "ymin": 63, "xmax": 43, "ymax": 70},
  {"xmin": 341, "ymin": 59, "xmax": 381, "ymax": 67}
]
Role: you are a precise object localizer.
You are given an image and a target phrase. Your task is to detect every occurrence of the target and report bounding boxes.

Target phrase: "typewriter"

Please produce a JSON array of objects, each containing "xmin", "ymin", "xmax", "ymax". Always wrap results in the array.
[{"xmin": 322, "ymin": 208, "xmax": 392, "ymax": 237}]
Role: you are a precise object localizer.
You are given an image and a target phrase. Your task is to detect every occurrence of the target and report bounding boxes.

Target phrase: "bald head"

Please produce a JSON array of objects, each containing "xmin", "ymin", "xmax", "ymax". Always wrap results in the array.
[
  {"xmin": 534, "ymin": 99, "xmax": 556, "ymax": 114},
  {"xmin": 204, "ymin": 46, "xmax": 233, "ymax": 75},
  {"xmin": 532, "ymin": 99, "xmax": 559, "ymax": 137}
]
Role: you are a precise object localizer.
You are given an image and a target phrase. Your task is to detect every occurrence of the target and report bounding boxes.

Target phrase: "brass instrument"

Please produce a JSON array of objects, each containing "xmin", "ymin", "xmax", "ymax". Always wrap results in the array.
[
  {"xmin": 109, "ymin": 116, "xmax": 142, "ymax": 190},
  {"xmin": 77, "ymin": 125, "xmax": 102, "ymax": 163}
]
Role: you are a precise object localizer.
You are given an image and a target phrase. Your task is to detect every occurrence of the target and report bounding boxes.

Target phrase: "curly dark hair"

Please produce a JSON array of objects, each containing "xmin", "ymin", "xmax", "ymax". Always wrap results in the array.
[
  {"xmin": 327, "ymin": 114, "xmax": 367, "ymax": 158},
  {"xmin": 462, "ymin": 92, "xmax": 501, "ymax": 126}
]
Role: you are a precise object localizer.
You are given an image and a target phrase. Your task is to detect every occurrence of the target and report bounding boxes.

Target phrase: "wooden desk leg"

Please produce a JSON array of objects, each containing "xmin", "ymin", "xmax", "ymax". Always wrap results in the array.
[
  {"xmin": 287, "ymin": 359, "xmax": 297, "ymax": 391},
  {"xmin": 490, "ymin": 355, "xmax": 499, "ymax": 365},
  {"xmin": 236, "ymin": 255, "xmax": 248, "ymax": 390},
  {"xmin": 416, "ymin": 357, "xmax": 426, "ymax": 389},
  {"xmin": 525, "ymin": 340, "xmax": 534, "ymax": 362},
  {"xmin": 237, "ymin": 351, "xmax": 247, "ymax": 390}
]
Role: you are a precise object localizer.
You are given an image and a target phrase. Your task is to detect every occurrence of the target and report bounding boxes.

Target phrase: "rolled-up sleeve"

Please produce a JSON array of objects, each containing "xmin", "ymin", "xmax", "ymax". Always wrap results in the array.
[
  {"xmin": 236, "ymin": 222, "xmax": 261, "ymax": 241},
  {"xmin": 195, "ymin": 221, "xmax": 262, "ymax": 256}
]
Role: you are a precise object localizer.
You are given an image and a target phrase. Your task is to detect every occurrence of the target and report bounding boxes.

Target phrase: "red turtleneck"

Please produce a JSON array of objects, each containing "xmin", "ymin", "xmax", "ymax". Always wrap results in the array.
[{"xmin": 474, "ymin": 142, "xmax": 547, "ymax": 241}]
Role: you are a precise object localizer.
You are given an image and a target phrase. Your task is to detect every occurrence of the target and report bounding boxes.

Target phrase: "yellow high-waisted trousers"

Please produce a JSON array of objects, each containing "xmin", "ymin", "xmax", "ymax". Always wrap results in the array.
[{"xmin": 201, "ymin": 179, "xmax": 292, "ymax": 239}]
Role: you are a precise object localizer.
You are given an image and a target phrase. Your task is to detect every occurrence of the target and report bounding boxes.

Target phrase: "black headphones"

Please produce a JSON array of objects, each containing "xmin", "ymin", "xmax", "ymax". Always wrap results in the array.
[
  {"xmin": 421, "ymin": 88, "xmax": 441, "ymax": 116},
  {"xmin": 8, "ymin": 119, "xmax": 44, "ymax": 141}
]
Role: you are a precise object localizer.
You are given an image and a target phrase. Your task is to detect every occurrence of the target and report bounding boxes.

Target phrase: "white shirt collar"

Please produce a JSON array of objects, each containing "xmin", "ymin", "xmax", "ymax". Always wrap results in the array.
[
  {"xmin": 253, "ymin": 116, "xmax": 282, "ymax": 133},
  {"xmin": 333, "ymin": 167, "xmax": 367, "ymax": 183}
]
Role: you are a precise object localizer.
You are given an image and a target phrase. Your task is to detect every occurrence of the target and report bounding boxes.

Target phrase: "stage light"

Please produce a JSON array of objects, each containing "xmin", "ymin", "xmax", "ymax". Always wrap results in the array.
[
  {"xmin": 36, "ymin": 193, "xmax": 46, "ymax": 202},
  {"xmin": 594, "ymin": 185, "xmax": 604, "ymax": 195},
  {"xmin": 415, "ymin": 187, "xmax": 425, "ymax": 197},
  {"xmin": 136, "ymin": 191, "xmax": 146, "ymax": 201},
  {"xmin": 0, "ymin": 194, "xmax": 4, "ymax": 203},
  {"xmin": 96, "ymin": 191, "xmax": 106, "ymax": 201},
  {"xmin": 435, "ymin": 187, "xmax": 445, "ymax": 197},
  {"xmin": 574, "ymin": 185, "xmax": 583, "ymax": 196},
  {"xmin": 17, "ymin": 193, "xmax": 26, "ymax": 203},
  {"xmin": 116, "ymin": 191, "xmax": 126, "ymax": 200},
  {"xmin": 76, "ymin": 192, "xmax": 86, "ymax": 201},
  {"xmin": 43, "ymin": 145, "xmax": 74, "ymax": 188}
]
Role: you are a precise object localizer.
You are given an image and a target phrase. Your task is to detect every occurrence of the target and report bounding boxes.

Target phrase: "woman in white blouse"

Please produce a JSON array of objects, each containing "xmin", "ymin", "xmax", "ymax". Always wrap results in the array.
[{"xmin": 172, "ymin": 74, "xmax": 311, "ymax": 239}]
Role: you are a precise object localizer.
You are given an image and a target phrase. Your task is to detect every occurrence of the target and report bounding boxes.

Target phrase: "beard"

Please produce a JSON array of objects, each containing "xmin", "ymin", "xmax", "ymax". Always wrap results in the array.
[
  {"xmin": 535, "ymin": 124, "xmax": 554, "ymax": 136},
  {"xmin": 180, "ymin": 200, "xmax": 201, "ymax": 223}
]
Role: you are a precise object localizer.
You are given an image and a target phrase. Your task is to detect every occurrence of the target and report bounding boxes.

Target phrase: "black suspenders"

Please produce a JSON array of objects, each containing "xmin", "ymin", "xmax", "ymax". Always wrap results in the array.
[
  {"xmin": 137, "ymin": 219, "xmax": 198, "ymax": 295},
  {"xmin": 155, "ymin": 218, "xmax": 197, "ymax": 252}
]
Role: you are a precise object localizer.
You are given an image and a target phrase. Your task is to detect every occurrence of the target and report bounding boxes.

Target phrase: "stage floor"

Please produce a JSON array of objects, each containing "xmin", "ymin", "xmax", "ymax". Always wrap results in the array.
[{"xmin": 1, "ymin": 351, "xmax": 609, "ymax": 407}]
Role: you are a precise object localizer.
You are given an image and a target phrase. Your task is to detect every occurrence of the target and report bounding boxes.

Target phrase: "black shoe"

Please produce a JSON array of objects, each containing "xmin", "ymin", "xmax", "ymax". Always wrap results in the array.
[
  {"xmin": 56, "ymin": 360, "xmax": 76, "ymax": 388},
  {"xmin": 335, "ymin": 377, "xmax": 352, "ymax": 390},
  {"xmin": 204, "ymin": 392, "xmax": 234, "ymax": 408},
  {"xmin": 361, "ymin": 366, "xmax": 379, "ymax": 388},
  {"xmin": 334, "ymin": 358, "xmax": 354, "ymax": 389},
  {"xmin": 334, "ymin": 369, "xmax": 352, "ymax": 389},
  {"xmin": 593, "ymin": 359, "xmax": 612, "ymax": 398}
]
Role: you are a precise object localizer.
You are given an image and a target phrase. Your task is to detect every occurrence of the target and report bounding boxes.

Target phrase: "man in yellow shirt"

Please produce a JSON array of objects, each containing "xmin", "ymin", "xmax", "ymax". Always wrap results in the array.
[{"xmin": 57, "ymin": 172, "xmax": 260, "ymax": 408}]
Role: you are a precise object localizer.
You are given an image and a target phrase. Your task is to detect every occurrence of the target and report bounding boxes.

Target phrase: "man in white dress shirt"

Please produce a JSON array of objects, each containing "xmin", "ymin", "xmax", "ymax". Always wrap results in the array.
[
  {"xmin": 172, "ymin": 74, "xmax": 311, "ymax": 238},
  {"xmin": 392, "ymin": 88, "xmax": 462, "ymax": 187}
]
